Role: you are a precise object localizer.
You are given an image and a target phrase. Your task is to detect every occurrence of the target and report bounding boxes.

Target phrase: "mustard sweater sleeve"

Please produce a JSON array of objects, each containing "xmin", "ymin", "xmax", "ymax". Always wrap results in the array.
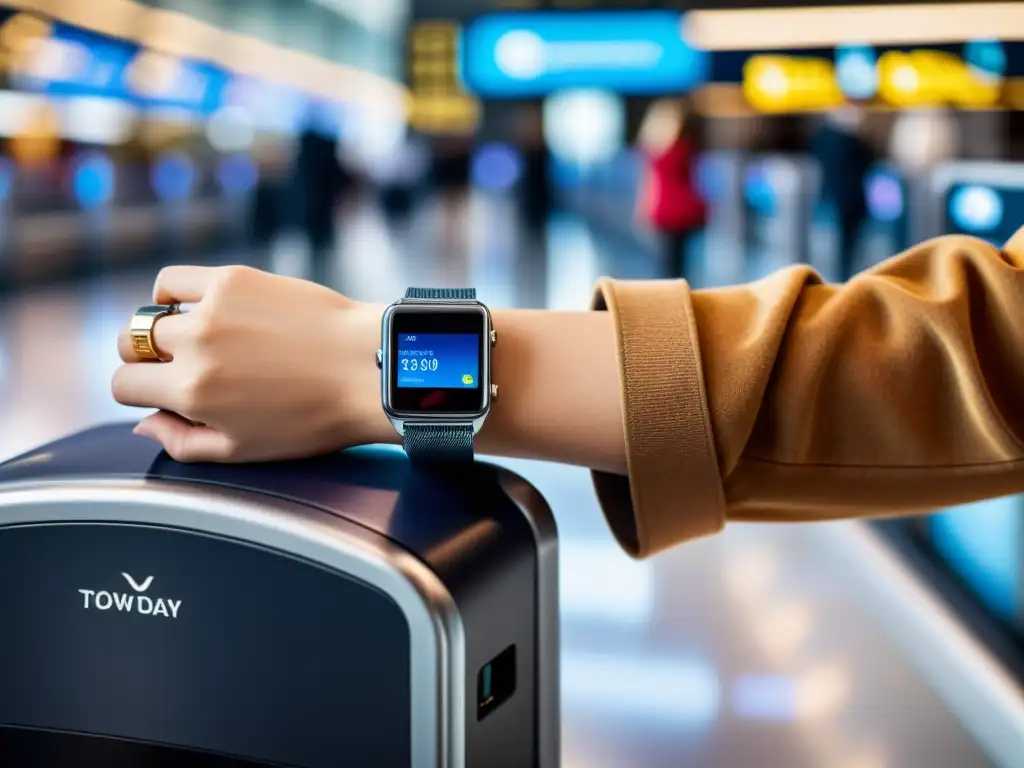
[{"xmin": 591, "ymin": 229, "xmax": 1024, "ymax": 558}]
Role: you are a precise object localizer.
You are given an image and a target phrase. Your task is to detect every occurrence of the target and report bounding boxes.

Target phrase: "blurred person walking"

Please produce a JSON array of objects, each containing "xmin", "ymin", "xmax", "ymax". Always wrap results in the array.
[
  {"xmin": 431, "ymin": 135, "xmax": 473, "ymax": 260},
  {"xmin": 889, "ymin": 107, "xmax": 960, "ymax": 244},
  {"xmin": 250, "ymin": 138, "xmax": 292, "ymax": 255},
  {"xmin": 810, "ymin": 105, "xmax": 875, "ymax": 281},
  {"xmin": 515, "ymin": 104, "xmax": 551, "ymax": 240},
  {"xmin": 637, "ymin": 98, "xmax": 707, "ymax": 282},
  {"xmin": 292, "ymin": 105, "xmax": 352, "ymax": 286}
]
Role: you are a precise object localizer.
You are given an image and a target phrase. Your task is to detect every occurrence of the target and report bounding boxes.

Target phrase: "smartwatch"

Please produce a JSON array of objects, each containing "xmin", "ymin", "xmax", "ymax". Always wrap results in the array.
[{"xmin": 377, "ymin": 288, "xmax": 497, "ymax": 463}]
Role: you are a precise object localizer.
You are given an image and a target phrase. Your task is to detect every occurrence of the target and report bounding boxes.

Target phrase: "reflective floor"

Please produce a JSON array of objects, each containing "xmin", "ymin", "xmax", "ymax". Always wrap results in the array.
[{"xmin": 0, "ymin": 195, "xmax": 1021, "ymax": 767}]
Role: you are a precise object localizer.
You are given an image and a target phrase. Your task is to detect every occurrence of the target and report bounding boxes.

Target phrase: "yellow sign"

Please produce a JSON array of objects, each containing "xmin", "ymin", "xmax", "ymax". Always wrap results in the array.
[
  {"xmin": 408, "ymin": 93, "xmax": 481, "ymax": 132},
  {"xmin": 408, "ymin": 20, "xmax": 480, "ymax": 134},
  {"xmin": 743, "ymin": 55, "xmax": 844, "ymax": 113},
  {"xmin": 878, "ymin": 50, "xmax": 1000, "ymax": 108},
  {"xmin": 743, "ymin": 50, "xmax": 1002, "ymax": 113}
]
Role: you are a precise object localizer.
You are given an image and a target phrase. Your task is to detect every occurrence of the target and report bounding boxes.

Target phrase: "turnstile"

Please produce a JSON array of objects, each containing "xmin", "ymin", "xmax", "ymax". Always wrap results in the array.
[{"xmin": 0, "ymin": 423, "xmax": 559, "ymax": 768}]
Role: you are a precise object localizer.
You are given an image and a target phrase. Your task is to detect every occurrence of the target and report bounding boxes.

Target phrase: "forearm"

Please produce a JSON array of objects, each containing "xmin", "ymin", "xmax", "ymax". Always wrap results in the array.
[
  {"xmin": 358, "ymin": 304, "xmax": 626, "ymax": 474},
  {"xmin": 479, "ymin": 308, "xmax": 625, "ymax": 473}
]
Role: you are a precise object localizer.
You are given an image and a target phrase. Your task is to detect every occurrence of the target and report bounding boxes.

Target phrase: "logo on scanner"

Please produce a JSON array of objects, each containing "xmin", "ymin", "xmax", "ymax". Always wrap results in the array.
[{"xmin": 78, "ymin": 572, "xmax": 182, "ymax": 619}]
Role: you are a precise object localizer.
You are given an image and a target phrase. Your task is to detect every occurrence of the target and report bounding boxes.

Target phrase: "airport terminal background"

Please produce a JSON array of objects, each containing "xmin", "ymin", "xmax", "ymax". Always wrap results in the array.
[{"xmin": 0, "ymin": 0, "xmax": 1023, "ymax": 765}]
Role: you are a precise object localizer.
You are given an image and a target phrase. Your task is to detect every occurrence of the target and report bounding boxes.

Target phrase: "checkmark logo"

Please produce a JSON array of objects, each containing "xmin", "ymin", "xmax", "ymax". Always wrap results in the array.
[{"xmin": 121, "ymin": 573, "xmax": 154, "ymax": 593}]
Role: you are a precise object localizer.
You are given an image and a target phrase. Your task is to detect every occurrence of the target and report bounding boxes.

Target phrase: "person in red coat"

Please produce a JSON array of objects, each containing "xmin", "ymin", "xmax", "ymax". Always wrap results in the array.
[{"xmin": 637, "ymin": 98, "xmax": 707, "ymax": 281}]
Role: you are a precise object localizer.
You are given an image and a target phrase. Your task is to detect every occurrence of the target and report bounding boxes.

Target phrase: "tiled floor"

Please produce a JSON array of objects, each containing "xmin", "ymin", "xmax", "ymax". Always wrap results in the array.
[{"xmin": 0, "ymin": 196, "xmax": 1020, "ymax": 767}]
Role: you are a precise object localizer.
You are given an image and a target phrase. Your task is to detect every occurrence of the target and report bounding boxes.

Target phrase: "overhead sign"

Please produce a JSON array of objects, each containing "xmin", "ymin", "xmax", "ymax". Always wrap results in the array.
[
  {"xmin": 127, "ymin": 51, "xmax": 229, "ymax": 114},
  {"xmin": 407, "ymin": 20, "xmax": 480, "ymax": 135},
  {"xmin": 742, "ymin": 47, "xmax": 1003, "ymax": 112},
  {"xmin": 30, "ymin": 24, "xmax": 228, "ymax": 114},
  {"xmin": 461, "ymin": 11, "xmax": 708, "ymax": 97},
  {"xmin": 37, "ymin": 23, "xmax": 138, "ymax": 100}
]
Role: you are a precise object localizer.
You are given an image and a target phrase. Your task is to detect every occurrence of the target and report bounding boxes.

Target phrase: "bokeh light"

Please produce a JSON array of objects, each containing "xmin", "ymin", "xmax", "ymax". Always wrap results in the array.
[
  {"xmin": 949, "ymin": 184, "xmax": 1003, "ymax": 233},
  {"xmin": 216, "ymin": 153, "xmax": 259, "ymax": 196},
  {"xmin": 151, "ymin": 151, "xmax": 197, "ymax": 203},
  {"xmin": 71, "ymin": 151, "xmax": 116, "ymax": 210},
  {"xmin": 472, "ymin": 143, "xmax": 522, "ymax": 192}
]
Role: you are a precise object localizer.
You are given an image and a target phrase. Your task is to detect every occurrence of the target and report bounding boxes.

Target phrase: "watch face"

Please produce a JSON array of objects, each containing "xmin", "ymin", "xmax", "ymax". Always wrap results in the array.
[{"xmin": 385, "ymin": 304, "xmax": 489, "ymax": 418}]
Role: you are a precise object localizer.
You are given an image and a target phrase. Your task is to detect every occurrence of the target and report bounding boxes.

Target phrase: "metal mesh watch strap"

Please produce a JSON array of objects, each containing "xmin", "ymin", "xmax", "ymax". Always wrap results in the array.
[
  {"xmin": 404, "ymin": 287, "xmax": 476, "ymax": 300},
  {"xmin": 403, "ymin": 424, "xmax": 475, "ymax": 462}
]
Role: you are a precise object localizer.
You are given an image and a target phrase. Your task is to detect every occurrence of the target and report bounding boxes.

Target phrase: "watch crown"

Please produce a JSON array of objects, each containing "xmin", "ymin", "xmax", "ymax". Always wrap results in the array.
[
  {"xmin": 490, "ymin": 329, "xmax": 497, "ymax": 346},
  {"xmin": 490, "ymin": 384, "xmax": 499, "ymax": 401},
  {"xmin": 375, "ymin": 349, "xmax": 382, "ymax": 369}
]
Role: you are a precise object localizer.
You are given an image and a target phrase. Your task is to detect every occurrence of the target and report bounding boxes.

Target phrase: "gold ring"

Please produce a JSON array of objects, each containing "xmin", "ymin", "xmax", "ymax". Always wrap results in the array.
[{"xmin": 130, "ymin": 304, "xmax": 180, "ymax": 361}]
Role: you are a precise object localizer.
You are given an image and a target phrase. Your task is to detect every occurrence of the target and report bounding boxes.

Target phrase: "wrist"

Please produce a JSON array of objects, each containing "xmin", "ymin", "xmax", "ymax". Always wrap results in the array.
[{"xmin": 335, "ymin": 300, "xmax": 397, "ymax": 448}]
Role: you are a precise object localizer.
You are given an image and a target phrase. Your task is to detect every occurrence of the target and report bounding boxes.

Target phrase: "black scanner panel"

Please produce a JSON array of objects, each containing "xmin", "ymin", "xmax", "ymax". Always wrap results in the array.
[
  {"xmin": 0, "ymin": 423, "xmax": 560, "ymax": 768},
  {"xmin": 0, "ymin": 522, "xmax": 412, "ymax": 768}
]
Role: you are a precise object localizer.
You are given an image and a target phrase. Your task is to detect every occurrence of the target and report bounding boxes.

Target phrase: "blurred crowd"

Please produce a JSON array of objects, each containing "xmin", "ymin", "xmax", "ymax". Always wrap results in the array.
[{"xmin": 0, "ymin": 1, "xmax": 1017, "ymax": 300}]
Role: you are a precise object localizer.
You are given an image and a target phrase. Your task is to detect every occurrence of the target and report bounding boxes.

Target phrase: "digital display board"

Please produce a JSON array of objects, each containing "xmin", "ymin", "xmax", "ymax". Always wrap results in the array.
[
  {"xmin": 129, "ymin": 54, "xmax": 229, "ymax": 115},
  {"xmin": 461, "ymin": 11, "xmax": 709, "ymax": 97},
  {"xmin": 39, "ymin": 23, "xmax": 138, "ymax": 100},
  {"xmin": 34, "ymin": 23, "xmax": 228, "ymax": 115},
  {"xmin": 739, "ymin": 44, "xmax": 1012, "ymax": 112}
]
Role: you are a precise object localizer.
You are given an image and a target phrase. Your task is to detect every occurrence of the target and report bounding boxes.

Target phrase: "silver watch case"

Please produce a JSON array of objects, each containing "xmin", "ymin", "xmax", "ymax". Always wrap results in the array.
[{"xmin": 379, "ymin": 298, "xmax": 494, "ymax": 438}]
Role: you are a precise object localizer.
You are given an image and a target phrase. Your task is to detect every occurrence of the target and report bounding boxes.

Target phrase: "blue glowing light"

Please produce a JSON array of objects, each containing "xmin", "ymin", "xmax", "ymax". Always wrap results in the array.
[
  {"xmin": 835, "ymin": 45, "xmax": 878, "ymax": 100},
  {"xmin": 0, "ymin": 157, "xmax": 14, "ymax": 202},
  {"xmin": 964, "ymin": 39, "xmax": 1006, "ymax": 78},
  {"xmin": 865, "ymin": 169, "xmax": 904, "ymax": 222},
  {"xmin": 695, "ymin": 154, "xmax": 728, "ymax": 205},
  {"xmin": 462, "ymin": 11, "xmax": 709, "ymax": 97},
  {"xmin": 949, "ymin": 184, "xmax": 1003, "ymax": 233},
  {"xmin": 72, "ymin": 151, "xmax": 116, "ymax": 209},
  {"xmin": 216, "ymin": 153, "xmax": 259, "ymax": 195},
  {"xmin": 743, "ymin": 163, "xmax": 777, "ymax": 216},
  {"xmin": 930, "ymin": 497, "xmax": 1022, "ymax": 622},
  {"xmin": 472, "ymin": 142, "xmax": 523, "ymax": 191},
  {"xmin": 151, "ymin": 152, "xmax": 197, "ymax": 202}
]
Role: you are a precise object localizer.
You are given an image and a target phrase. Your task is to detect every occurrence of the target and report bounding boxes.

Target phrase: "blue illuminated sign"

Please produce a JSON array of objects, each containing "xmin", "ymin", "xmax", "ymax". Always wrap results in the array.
[
  {"xmin": 42, "ymin": 24, "xmax": 138, "ymax": 100},
  {"xmin": 138, "ymin": 60, "xmax": 229, "ymax": 115},
  {"xmin": 40, "ymin": 24, "xmax": 227, "ymax": 114},
  {"xmin": 461, "ymin": 12, "xmax": 708, "ymax": 97}
]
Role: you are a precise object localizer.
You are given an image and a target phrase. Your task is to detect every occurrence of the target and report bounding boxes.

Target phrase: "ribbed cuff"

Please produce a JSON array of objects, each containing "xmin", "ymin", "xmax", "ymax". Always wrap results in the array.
[{"xmin": 590, "ymin": 277, "xmax": 726, "ymax": 558}]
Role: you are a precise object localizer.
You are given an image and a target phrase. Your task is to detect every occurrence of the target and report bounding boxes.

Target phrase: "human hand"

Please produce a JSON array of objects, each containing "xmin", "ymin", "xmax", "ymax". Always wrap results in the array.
[{"xmin": 113, "ymin": 265, "xmax": 392, "ymax": 463}]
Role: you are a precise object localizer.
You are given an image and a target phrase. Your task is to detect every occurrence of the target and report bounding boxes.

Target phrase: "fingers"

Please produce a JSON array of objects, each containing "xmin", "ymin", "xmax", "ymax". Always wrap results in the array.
[
  {"xmin": 134, "ymin": 411, "xmax": 236, "ymax": 463},
  {"xmin": 111, "ymin": 361, "xmax": 184, "ymax": 410},
  {"xmin": 118, "ymin": 312, "xmax": 190, "ymax": 363},
  {"xmin": 153, "ymin": 265, "xmax": 222, "ymax": 304}
]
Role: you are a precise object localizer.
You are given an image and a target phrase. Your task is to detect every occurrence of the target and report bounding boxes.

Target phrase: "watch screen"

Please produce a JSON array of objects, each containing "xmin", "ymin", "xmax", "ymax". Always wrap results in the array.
[
  {"xmin": 397, "ymin": 334, "xmax": 479, "ymax": 390},
  {"xmin": 389, "ymin": 307, "xmax": 487, "ymax": 415}
]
